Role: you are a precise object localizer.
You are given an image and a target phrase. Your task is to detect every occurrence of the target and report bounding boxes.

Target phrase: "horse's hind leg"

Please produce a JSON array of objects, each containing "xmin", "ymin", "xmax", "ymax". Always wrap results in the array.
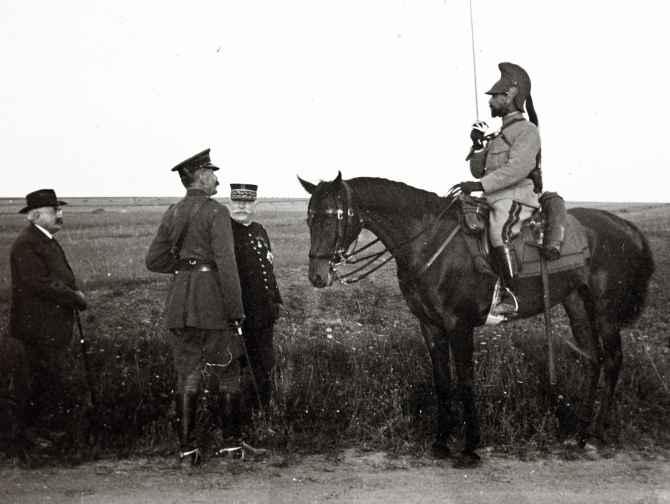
[
  {"xmin": 593, "ymin": 305, "xmax": 623, "ymax": 439},
  {"xmin": 562, "ymin": 288, "xmax": 603, "ymax": 444},
  {"xmin": 419, "ymin": 322, "xmax": 457, "ymax": 458}
]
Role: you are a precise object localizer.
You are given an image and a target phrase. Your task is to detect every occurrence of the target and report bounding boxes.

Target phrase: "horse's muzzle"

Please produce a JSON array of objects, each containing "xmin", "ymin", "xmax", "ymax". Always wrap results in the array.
[{"xmin": 308, "ymin": 259, "xmax": 333, "ymax": 288}]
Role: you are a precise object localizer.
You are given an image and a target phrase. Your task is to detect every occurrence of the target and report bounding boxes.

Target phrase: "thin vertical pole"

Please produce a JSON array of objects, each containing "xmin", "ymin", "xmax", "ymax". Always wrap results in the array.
[{"xmin": 469, "ymin": 0, "xmax": 480, "ymax": 120}]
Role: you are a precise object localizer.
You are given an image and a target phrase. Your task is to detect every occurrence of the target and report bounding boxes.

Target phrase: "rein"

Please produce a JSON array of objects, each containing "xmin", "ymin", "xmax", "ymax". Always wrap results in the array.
[{"xmin": 310, "ymin": 184, "xmax": 463, "ymax": 284}]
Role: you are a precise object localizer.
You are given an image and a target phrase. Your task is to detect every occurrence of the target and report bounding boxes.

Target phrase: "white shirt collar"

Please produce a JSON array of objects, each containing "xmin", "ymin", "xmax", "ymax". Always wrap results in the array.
[{"xmin": 33, "ymin": 223, "xmax": 54, "ymax": 240}]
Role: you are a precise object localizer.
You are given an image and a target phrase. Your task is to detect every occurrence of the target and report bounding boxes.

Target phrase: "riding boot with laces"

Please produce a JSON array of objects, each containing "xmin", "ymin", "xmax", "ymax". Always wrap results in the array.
[{"xmin": 491, "ymin": 245, "xmax": 519, "ymax": 316}]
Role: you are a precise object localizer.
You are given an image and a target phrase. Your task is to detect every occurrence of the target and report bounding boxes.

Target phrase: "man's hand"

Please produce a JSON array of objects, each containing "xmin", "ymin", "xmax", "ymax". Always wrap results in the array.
[
  {"xmin": 75, "ymin": 290, "xmax": 88, "ymax": 311},
  {"xmin": 470, "ymin": 121, "xmax": 489, "ymax": 150},
  {"xmin": 457, "ymin": 181, "xmax": 484, "ymax": 195}
]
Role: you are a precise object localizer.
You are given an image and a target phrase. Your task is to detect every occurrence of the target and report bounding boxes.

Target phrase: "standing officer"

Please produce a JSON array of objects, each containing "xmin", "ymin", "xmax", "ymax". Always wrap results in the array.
[
  {"xmin": 9, "ymin": 189, "xmax": 88, "ymax": 449},
  {"xmin": 457, "ymin": 62, "xmax": 547, "ymax": 317},
  {"xmin": 146, "ymin": 149, "xmax": 245, "ymax": 466},
  {"xmin": 229, "ymin": 184, "xmax": 282, "ymax": 420}
]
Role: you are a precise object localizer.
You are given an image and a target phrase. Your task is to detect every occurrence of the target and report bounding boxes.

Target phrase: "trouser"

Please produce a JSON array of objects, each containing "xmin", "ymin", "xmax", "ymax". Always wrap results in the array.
[
  {"xmin": 488, "ymin": 199, "xmax": 537, "ymax": 247},
  {"xmin": 24, "ymin": 345, "xmax": 70, "ymax": 435},
  {"xmin": 240, "ymin": 324, "xmax": 275, "ymax": 417},
  {"xmin": 168, "ymin": 327, "xmax": 243, "ymax": 449}
]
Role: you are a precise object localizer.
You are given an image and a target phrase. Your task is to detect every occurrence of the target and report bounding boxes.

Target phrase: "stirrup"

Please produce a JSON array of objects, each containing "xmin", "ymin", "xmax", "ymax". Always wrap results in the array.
[{"xmin": 491, "ymin": 287, "xmax": 519, "ymax": 315}]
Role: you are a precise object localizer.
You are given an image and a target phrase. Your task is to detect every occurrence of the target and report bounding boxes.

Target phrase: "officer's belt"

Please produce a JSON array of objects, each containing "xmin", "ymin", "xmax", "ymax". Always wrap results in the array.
[{"xmin": 175, "ymin": 258, "xmax": 218, "ymax": 272}]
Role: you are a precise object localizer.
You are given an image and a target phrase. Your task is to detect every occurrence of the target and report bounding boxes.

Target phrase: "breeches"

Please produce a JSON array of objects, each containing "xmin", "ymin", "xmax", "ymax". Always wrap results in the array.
[
  {"xmin": 488, "ymin": 199, "xmax": 537, "ymax": 247},
  {"xmin": 169, "ymin": 328, "xmax": 242, "ymax": 395}
]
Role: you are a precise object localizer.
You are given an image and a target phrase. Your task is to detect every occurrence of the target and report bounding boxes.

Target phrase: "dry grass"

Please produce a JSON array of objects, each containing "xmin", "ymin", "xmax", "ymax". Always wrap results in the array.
[{"xmin": 0, "ymin": 198, "xmax": 668, "ymax": 460}]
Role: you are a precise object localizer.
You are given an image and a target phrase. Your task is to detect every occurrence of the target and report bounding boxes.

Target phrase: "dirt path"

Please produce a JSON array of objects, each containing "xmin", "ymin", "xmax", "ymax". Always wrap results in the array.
[{"xmin": 2, "ymin": 449, "xmax": 669, "ymax": 504}]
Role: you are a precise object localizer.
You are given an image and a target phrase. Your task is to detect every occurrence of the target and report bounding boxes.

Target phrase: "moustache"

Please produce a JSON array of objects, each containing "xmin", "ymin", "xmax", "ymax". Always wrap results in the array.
[{"xmin": 55, "ymin": 217, "xmax": 63, "ymax": 225}]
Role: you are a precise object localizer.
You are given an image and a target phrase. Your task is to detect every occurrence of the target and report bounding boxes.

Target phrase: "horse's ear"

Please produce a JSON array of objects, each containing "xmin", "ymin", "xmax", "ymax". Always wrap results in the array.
[
  {"xmin": 297, "ymin": 175, "xmax": 317, "ymax": 194},
  {"xmin": 334, "ymin": 171, "xmax": 342, "ymax": 184}
]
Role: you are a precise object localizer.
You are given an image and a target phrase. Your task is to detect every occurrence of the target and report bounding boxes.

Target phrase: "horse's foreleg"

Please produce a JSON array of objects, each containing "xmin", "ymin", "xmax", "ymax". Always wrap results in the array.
[
  {"xmin": 420, "ymin": 322, "xmax": 456, "ymax": 458},
  {"xmin": 450, "ymin": 322, "xmax": 481, "ymax": 467},
  {"xmin": 563, "ymin": 289, "xmax": 603, "ymax": 444}
]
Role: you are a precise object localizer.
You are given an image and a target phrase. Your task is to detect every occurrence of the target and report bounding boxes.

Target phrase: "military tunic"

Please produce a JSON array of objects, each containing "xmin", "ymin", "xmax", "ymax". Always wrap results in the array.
[
  {"xmin": 231, "ymin": 219, "xmax": 282, "ymax": 410},
  {"xmin": 146, "ymin": 188, "xmax": 245, "ymax": 394},
  {"xmin": 146, "ymin": 189, "xmax": 244, "ymax": 328},
  {"xmin": 231, "ymin": 220, "xmax": 282, "ymax": 329},
  {"xmin": 469, "ymin": 112, "xmax": 541, "ymax": 245}
]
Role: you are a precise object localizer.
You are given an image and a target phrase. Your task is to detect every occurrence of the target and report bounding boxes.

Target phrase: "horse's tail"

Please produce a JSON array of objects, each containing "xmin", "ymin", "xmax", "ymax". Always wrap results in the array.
[{"xmin": 617, "ymin": 220, "xmax": 655, "ymax": 326}]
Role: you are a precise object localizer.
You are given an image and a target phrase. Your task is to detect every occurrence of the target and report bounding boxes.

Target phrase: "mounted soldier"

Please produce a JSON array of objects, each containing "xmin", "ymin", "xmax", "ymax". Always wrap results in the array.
[{"xmin": 457, "ymin": 62, "xmax": 558, "ymax": 317}]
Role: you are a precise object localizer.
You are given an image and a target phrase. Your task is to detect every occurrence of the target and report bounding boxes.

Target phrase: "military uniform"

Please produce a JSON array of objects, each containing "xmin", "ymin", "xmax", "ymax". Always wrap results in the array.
[
  {"xmin": 145, "ymin": 149, "xmax": 245, "ymax": 464},
  {"xmin": 469, "ymin": 111, "xmax": 540, "ymax": 247},
  {"xmin": 460, "ymin": 62, "xmax": 542, "ymax": 316},
  {"xmin": 231, "ymin": 218, "xmax": 282, "ymax": 410}
]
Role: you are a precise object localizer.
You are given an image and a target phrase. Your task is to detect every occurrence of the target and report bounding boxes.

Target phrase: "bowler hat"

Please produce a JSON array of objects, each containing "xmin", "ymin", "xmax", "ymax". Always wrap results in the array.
[
  {"xmin": 230, "ymin": 183, "xmax": 258, "ymax": 201},
  {"xmin": 19, "ymin": 189, "xmax": 67, "ymax": 214},
  {"xmin": 171, "ymin": 148, "xmax": 219, "ymax": 173}
]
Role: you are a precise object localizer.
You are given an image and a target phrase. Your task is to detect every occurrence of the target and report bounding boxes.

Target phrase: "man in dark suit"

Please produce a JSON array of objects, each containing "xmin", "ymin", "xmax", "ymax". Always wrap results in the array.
[
  {"xmin": 9, "ymin": 189, "xmax": 88, "ymax": 448},
  {"xmin": 229, "ymin": 184, "xmax": 282, "ymax": 419},
  {"xmin": 146, "ymin": 149, "xmax": 245, "ymax": 466}
]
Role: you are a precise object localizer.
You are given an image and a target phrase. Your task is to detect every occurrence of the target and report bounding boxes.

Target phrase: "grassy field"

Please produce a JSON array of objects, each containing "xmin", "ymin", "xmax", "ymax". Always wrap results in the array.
[{"xmin": 0, "ymin": 196, "xmax": 668, "ymax": 460}]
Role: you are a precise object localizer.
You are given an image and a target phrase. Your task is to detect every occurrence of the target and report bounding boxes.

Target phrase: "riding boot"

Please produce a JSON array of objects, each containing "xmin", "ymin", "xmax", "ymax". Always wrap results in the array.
[
  {"xmin": 176, "ymin": 392, "xmax": 201, "ymax": 466},
  {"xmin": 491, "ymin": 245, "xmax": 519, "ymax": 316},
  {"xmin": 212, "ymin": 392, "xmax": 245, "ymax": 458}
]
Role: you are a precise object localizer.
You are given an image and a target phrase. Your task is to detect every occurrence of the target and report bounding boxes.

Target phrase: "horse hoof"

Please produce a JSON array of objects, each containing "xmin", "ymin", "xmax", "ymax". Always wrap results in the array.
[
  {"xmin": 453, "ymin": 450, "xmax": 481, "ymax": 469},
  {"xmin": 431, "ymin": 442, "xmax": 452, "ymax": 459}
]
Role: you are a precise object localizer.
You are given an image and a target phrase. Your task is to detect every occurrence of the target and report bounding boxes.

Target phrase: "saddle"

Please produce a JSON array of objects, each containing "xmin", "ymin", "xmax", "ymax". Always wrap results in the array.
[{"xmin": 458, "ymin": 192, "xmax": 590, "ymax": 279}]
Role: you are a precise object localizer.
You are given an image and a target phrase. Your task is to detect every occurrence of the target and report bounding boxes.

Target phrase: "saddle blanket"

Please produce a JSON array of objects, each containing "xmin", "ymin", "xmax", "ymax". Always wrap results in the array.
[{"xmin": 515, "ymin": 213, "xmax": 590, "ymax": 279}]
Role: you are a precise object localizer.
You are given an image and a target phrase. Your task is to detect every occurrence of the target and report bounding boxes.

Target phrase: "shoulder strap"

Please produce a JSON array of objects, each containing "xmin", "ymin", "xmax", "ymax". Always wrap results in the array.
[
  {"xmin": 170, "ymin": 199, "xmax": 208, "ymax": 259},
  {"xmin": 498, "ymin": 117, "xmax": 526, "ymax": 146}
]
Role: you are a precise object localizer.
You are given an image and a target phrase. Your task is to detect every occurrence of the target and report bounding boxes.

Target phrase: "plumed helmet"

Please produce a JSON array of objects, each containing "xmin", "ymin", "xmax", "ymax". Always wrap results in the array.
[{"xmin": 486, "ymin": 62, "xmax": 538, "ymax": 125}]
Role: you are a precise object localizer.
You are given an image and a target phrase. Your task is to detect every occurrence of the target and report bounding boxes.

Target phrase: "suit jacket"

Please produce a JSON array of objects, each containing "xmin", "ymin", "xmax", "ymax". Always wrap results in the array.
[
  {"xmin": 469, "ymin": 111, "xmax": 540, "ymax": 207},
  {"xmin": 146, "ymin": 189, "xmax": 244, "ymax": 329},
  {"xmin": 9, "ymin": 224, "xmax": 83, "ymax": 349},
  {"xmin": 231, "ymin": 219, "xmax": 282, "ymax": 329}
]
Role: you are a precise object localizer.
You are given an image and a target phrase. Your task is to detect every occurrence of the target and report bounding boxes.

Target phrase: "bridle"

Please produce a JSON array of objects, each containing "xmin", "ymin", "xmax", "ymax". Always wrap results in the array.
[
  {"xmin": 307, "ymin": 181, "xmax": 463, "ymax": 284},
  {"xmin": 307, "ymin": 178, "xmax": 361, "ymax": 265}
]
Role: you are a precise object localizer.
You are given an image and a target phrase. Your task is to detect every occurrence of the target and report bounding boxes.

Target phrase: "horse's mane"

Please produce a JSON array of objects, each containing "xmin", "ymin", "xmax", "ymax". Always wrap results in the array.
[{"xmin": 347, "ymin": 177, "xmax": 447, "ymax": 218}]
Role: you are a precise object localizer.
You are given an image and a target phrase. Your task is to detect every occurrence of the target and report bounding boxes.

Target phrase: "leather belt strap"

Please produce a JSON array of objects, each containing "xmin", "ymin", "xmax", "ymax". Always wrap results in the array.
[{"xmin": 175, "ymin": 258, "xmax": 217, "ymax": 272}]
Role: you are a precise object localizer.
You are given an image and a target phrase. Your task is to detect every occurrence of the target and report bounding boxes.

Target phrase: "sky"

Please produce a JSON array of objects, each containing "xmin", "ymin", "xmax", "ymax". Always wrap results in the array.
[{"xmin": 1, "ymin": 0, "xmax": 668, "ymax": 202}]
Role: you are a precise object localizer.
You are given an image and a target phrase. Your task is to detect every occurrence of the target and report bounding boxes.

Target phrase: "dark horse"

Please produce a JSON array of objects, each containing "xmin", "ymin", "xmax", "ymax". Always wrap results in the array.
[{"xmin": 298, "ymin": 173, "xmax": 654, "ymax": 467}]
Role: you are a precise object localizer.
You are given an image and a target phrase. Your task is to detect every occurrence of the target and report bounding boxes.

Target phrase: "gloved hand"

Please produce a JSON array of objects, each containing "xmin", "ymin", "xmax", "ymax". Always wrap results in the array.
[
  {"xmin": 229, "ymin": 319, "xmax": 243, "ymax": 334},
  {"xmin": 470, "ymin": 121, "xmax": 489, "ymax": 150},
  {"xmin": 457, "ymin": 181, "xmax": 484, "ymax": 195},
  {"xmin": 541, "ymin": 243, "xmax": 561, "ymax": 261}
]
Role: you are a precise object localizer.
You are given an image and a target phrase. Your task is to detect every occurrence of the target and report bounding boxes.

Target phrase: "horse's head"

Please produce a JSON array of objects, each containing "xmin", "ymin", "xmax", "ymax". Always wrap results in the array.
[{"xmin": 298, "ymin": 171, "xmax": 363, "ymax": 288}]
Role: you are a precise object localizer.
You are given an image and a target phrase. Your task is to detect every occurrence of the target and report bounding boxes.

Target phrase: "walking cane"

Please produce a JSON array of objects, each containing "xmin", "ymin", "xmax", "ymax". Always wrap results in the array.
[{"xmin": 75, "ymin": 310, "xmax": 97, "ymax": 408}]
